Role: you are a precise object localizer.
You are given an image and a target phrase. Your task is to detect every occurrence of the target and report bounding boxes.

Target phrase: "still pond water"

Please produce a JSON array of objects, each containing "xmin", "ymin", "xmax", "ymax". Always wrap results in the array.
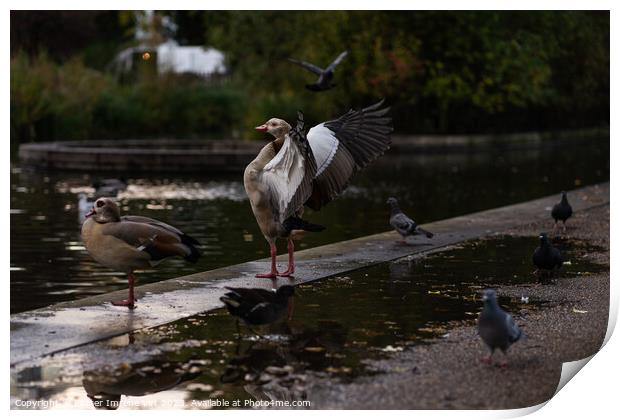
[{"xmin": 10, "ymin": 137, "xmax": 609, "ymax": 313}]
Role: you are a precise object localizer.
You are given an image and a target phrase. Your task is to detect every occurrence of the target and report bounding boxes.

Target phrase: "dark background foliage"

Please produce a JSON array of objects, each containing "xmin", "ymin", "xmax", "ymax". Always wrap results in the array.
[{"xmin": 10, "ymin": 10, "xmax": 609, "ymax": 142}]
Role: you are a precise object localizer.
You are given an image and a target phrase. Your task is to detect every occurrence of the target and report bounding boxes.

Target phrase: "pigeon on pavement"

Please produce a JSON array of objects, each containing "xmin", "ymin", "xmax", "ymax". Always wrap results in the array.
[
  {"xmin": 478, "ymin": 289, "xmax": 522, "ymax": 367},
  {"xmin": 532, "ymin": 232, "xmax": 563, "ymax": 276},
  {"xmin": 551, "ymin": 191, "xmax": 573, "ymax": 233},
  {"xmin": 387, "ymin": 197, "xmax": 433, "ymax": 243}
]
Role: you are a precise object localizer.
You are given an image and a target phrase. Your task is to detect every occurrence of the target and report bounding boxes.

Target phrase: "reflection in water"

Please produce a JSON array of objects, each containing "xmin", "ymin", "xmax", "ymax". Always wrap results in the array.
[
  {"xmin": 220, "ymin": 285, "xmax": 295, "ymax": 329},
  {"xmin": 83, "ymin": 360, "xmax": 203, "ymax": 410},
  {"xmin": 10, "ymin": 235, "xmax": 607, "ymax": 409},
  {"xmin": 10, "ymin": 140, "xmax": 609, "ymax": 313}
]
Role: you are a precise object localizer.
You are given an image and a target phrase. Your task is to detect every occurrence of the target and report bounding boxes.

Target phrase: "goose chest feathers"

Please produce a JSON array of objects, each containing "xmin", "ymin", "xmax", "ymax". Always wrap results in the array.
[{"xmin": 244, "ymin": 100, "xmax": 392, "ymax": 278}]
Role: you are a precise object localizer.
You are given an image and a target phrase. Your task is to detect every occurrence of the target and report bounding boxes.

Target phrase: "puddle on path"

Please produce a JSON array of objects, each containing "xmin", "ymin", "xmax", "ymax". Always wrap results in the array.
[{"xmin": 11, "ymin": 235, "xmax": 607, "ymax": 409}]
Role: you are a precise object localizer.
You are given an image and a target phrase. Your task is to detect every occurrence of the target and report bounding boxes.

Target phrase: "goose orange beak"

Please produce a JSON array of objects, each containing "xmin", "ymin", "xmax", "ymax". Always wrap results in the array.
[
  {"xmin": 85, "ymin": 207, "xmax": 96, "ymax": 218},
  {"xmin": 255, "ymin": 125, "xmax": 268, "ymax": 132}
]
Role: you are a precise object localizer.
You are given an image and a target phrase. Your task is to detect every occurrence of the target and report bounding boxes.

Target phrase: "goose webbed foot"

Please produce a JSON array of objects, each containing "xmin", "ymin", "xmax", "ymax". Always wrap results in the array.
[
  {"xmin": 256, "ymin": 272, "xmax": 278, "ymax": 279},
  {"xmin": 276, "ymin": 269, "xmax": 294, "ymax": 277},
  {"xmin": 111, "ymin": 299, "xmax": 135, "ymax": 309}
]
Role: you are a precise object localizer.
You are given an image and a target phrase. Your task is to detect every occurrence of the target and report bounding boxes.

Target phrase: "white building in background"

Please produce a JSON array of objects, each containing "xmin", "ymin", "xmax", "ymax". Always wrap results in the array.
[
  {"xmin": 156, "ymin": 40, "xmax": 226, "ymax": 76},
  {"xmin": 110, "ymin": 11, "xmax": 227, "ymax": 78},
  {"xmin": 110, "ymin": 41, "xmax": 227, "ymax": 78}
]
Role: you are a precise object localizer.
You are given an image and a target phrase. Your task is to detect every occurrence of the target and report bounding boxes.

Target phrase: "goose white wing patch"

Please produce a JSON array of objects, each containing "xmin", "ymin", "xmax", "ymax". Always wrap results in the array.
[
  {"xmin": 261, "ymin": 135, "xmax": 307, "ymax": 221},
  {"xmin": 307, "ymin": 123, "xmax": 339, "ymax": 176}
]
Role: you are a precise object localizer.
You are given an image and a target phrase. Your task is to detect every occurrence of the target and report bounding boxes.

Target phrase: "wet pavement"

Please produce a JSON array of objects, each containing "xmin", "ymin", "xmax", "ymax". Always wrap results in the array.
[
  {"xmin": 308, "ymin": 204, "xmax": 610, "ymax": 409},
  {"xmin": 10, "ymin": 183, "xmax": 609, "ymax": 366},
  {"xmin": 10, "ymin": 201, "xmax": 609, "ymax": 409}
]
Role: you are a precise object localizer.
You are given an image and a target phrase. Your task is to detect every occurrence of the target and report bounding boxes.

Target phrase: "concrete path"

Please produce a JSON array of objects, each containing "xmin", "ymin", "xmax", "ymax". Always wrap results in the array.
[{"xmin": 10, "ymin": 183, "xmax": 609, "ymax": 365}]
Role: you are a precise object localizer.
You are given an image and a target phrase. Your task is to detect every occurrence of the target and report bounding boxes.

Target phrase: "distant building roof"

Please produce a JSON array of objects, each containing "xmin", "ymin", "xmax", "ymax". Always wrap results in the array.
[
  {"xmin": 110, "ymin": 40, "xmax": 227, "ymax": 77},
  {"xmin": 156, "ymin": 40, "xmax": 226, "ymax": 76}
]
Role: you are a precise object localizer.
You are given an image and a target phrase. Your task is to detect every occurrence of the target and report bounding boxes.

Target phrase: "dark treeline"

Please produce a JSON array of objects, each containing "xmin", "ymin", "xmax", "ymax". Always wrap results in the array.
[{"xmin": 10, "ymin": 10, "xmax": 609, "ymax": 142}]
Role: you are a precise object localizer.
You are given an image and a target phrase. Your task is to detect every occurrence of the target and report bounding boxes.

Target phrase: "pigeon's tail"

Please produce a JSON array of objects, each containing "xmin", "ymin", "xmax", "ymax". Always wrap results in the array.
[
  {"xmin": 416, "ymin": 227, "xmax": 434, "ymax": 238},
  {"xmin": 283, "ymin": 216, "xmax": 326, "ymax": 234},
  {"xmin": 510, "ymin": 328, "xmax": 523, "ymax": 344}
]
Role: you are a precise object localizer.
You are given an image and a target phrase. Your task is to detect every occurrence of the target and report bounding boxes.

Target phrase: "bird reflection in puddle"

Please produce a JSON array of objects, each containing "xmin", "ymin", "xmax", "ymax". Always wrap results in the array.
[
  {"xmin": 82, "ymin": 359, "xmax": 204, "ymax": 410},
  {"xmin": 220, "ymin": 319, "xmax": 349, "ymax": 404}
]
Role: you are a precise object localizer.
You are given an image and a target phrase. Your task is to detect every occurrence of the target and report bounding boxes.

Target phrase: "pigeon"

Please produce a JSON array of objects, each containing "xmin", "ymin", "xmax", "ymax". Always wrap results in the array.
[
  {"xmin": 551, "ymin": 191, "xmax": 573, "ymax": 233},
  {"xmin": 387, "ymin": 197, "xmax": 433, "ymax": 243},
  {"xmin": 478, "ymin": 289, "xmax": 522, "ymax": 367},
  {"xmin": 532, "ymin": 232, "xmax": 563, "ymax": 276},
  {"xmin": 288, "ymin": 51, "xmax": 348, "ymax": 91},
  {"xmin": 220, "ymin": 286, "xmax": 295, "ymax": 328}
]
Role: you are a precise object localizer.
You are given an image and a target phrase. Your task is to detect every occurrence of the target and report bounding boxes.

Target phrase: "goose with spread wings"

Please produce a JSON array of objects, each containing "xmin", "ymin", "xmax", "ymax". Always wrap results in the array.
[
  {"xmin": 288, "ymin": 51, "xmax": 348, "ymax": 91},
  {"xmin": 244, "ymin": 100, "xmax": 392, "ymax": 278}
]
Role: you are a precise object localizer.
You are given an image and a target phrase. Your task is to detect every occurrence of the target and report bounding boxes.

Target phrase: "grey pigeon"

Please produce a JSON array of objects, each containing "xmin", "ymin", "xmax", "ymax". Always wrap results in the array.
[
  {"xmin": 532, "ymin": 232, "xmax": 563, "ymax": 276},
  {"xmin": 288, "ymin": 51, "xmax": 348, "ymax": 91},
  {"xmin": 387, "ymin": 197, "xmax": 433, "ymax": 242},
  {"xmin": 478, "ymin": 289, "xmax": 522, "ymax": 366},
  {"xmin": 551, "ymin": 191, "xmax": 573, "ymax": 233}
]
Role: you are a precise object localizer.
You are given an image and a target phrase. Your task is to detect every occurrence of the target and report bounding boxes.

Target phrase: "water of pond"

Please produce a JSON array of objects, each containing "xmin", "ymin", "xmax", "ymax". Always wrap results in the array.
[
  {"xmin": 10, "ymin": 138, "xmax": 609, "ymax": 313},
  {"xmin": 10, "ymin": 235, "xmax": 607, "ymax": 409}
]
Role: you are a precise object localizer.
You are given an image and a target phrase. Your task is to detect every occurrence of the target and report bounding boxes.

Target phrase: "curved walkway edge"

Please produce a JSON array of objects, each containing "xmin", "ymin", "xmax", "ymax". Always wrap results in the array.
[{"xmin": 10, "ymin": 182, "xmax": 609, "ymax": 366}]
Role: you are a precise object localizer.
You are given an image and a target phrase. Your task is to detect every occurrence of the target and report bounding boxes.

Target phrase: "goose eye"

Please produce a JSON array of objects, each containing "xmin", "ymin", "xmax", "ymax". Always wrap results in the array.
[{"xmin": 96, "ymin": 201, "xmax": 105, "ymax": 208}]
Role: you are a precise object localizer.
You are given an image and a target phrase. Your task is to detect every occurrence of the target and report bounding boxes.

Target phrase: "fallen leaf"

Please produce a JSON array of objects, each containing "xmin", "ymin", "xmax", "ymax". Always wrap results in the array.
[{"xmin": 304, "ymin": 347, "xmax": 326, "ymax": 352}]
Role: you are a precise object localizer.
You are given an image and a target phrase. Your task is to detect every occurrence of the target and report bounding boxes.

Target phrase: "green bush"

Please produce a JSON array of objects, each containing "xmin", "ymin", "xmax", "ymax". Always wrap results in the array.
[
  {"xmin": 11, "ymin": 53, "xmax": 248, "ymax": 142},
  {"xmin": 11, "ymin": 11, "xmax": 609, "ymax": 141}
]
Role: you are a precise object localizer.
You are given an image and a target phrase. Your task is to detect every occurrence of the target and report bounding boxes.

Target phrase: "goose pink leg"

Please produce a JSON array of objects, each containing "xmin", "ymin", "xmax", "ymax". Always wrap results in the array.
[
  {"xmin": 256, "ymin": 242, "xmax": 278, "ymax": 278},
  {"xmin": 112, "ymin": 273, "xmax": 136, "ymax": 309},
  {"xmin": 278, "ymin": 239, "xmax": 295, "ymax": 277}
]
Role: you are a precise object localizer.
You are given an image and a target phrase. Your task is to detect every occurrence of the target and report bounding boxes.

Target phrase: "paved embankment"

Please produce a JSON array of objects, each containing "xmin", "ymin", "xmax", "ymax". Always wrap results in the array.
[
  {"xmin": 307, "ymin": 199, "xmax": 610, "ymax": 409},
  {"xmin": 10, "ymin": 183, "xmax": 609, "ymax": 366}
]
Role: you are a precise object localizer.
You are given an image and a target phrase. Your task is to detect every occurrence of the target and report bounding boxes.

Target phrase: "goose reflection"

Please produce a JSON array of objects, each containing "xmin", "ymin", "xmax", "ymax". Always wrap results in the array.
[
  {"xmin": 220, "ymin": 319, "xmax": 348, "ymax": 386},
  {"xmin": 82, "ymin": 360, "xmax": 203, "ymax": 410}
]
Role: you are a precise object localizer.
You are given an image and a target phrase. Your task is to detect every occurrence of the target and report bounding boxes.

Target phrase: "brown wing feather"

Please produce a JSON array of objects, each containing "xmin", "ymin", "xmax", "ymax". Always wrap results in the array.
[
  {"xmin": 306, "ymin": 145, "xmax": 355, "ymax": 210},
  {"xmin": 121, "ymin": 215, "xmax": 184, "ymax": 236},
  {"xmin": 100, "ymin": 221, "xmax": 185, "ymax": 258}
]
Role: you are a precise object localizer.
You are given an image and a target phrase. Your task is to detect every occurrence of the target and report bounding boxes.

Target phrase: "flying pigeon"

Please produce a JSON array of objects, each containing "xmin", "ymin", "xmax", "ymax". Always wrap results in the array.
[
  {"xmin": 288, "ymin": 51, "xmax": 348, "ymax": 91},
  {"xmin": 532, "ymin": 232, "xmax": 563, "ymax": 276},
  {"xmin": 478, "ymin": 289, "xmax": 522, "ymax": 367},
  {"xmin": 387, "ymin": 197, "xmax": 433, "ymax": 243},
  {"xmin": 220, "ymin": 286, "xmax": 295, "ymax": 329},
  {"xmin": 551, "ymin": 191, "xmax": 573, "ymax": 233}
]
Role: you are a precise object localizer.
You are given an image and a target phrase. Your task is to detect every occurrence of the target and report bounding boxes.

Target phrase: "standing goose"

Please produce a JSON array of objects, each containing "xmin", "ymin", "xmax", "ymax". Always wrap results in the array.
[
  {"xmin": 81, "ymin": 197, "xmax": 201, "ymax": 309},
  {"xmin": 244, "ymin": 100, "xmax": 392, "ymax": 278}
]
